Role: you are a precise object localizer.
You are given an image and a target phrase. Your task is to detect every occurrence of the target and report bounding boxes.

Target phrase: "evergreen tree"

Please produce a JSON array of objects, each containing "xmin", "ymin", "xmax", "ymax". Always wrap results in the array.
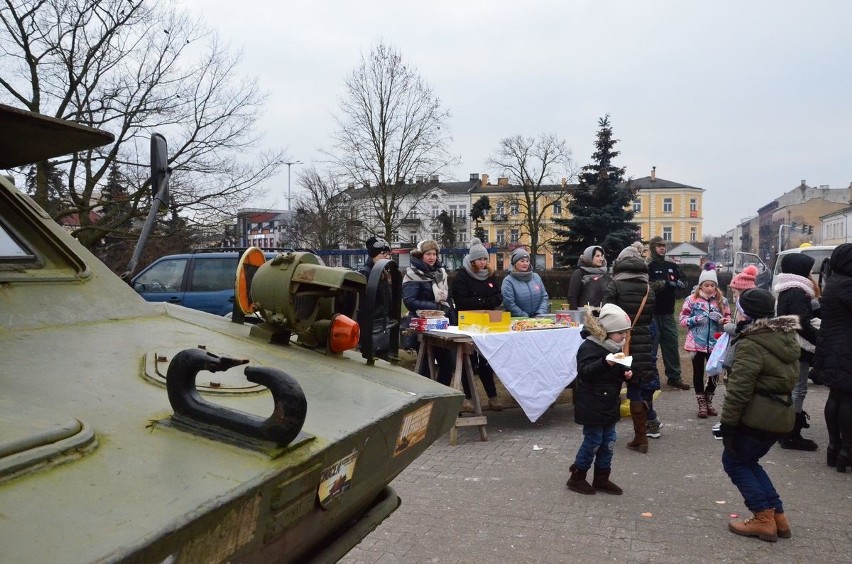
[
  {"xmin": 469, "ymin": 196, "xmax": 491, "ymax": 242},
  {"xmin": 553, "ymin": 115, "xmax": 638, "ymax": 265},
  {"xmin": 25, "ymin": 160, "xmax": 65, "ymax": 215}
]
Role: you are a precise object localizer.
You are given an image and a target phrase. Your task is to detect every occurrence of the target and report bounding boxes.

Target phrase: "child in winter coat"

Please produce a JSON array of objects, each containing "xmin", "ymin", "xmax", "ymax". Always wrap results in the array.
[
  {"xmin": 679, "ymin": 265, "xmax": 731, "ymax": 418},
  {"xmin": 567, "ymin": 303, "xmax": 634, "ymax": 496},
  {"xmin": 720, "ymin": 288, "xmax": 800, "ymax": 542}
]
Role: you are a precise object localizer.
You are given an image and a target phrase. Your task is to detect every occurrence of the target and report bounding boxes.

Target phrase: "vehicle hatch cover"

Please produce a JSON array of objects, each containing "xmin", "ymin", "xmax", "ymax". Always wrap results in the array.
[{"xmin": 0, "ymin": 407, "xmax": 96, "ymax": 483}]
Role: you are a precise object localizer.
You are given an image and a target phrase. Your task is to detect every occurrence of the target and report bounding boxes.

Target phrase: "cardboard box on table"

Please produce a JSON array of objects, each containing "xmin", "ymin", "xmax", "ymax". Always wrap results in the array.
[{"xmin": 458, "ymin": 310, "xmax": 511, "ymax": 333}]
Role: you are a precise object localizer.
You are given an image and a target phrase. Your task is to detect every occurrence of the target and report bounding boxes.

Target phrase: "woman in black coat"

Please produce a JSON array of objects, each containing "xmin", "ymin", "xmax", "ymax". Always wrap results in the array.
[
  {"xmin": 773, "ymin": 252, "xmax": 820, "ymax": 451},
  {"xmin": 812, "ymin": 243, "xmax": 852, "ymax": 472},
  {"xmin": 603, "ymin": 243, "xmax": 657, "ymax": 453},
  {"xmin": 452, "ymin": 238, "xmax": 503, "ymax": 411}
]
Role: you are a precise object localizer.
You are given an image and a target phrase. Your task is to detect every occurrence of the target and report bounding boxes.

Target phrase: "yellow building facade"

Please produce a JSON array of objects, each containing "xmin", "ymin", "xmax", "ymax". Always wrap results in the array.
[
  {"xmin": 629, "ymin": 171, "xmax": 705, "ymax": 243},
  {"xmin": 469, "ymin": 171, "xmax": 705, "ymax": 270}
]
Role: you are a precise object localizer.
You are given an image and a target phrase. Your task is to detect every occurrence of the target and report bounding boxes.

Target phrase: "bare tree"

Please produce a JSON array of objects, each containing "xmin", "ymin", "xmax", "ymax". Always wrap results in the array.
[
  {"xmin": 327, "ymin": 41, "xmax": 458, "ymax": 242},
  {"xmin": 0, "ymin": 0, "xmax": 285, "ymax": 253},
  {"xmin": 279, "ymin": 167, "xmax": 354, "ymax": 251},
  {"xmin": 487, "ymin": 133, "xmax": 575, "ymax": 263}
]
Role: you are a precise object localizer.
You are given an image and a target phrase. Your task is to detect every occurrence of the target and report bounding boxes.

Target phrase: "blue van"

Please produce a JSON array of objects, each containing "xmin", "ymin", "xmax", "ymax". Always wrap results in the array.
[{"xmin": 131, "ymin": 250, "xmax": 281, "ymax": 315}]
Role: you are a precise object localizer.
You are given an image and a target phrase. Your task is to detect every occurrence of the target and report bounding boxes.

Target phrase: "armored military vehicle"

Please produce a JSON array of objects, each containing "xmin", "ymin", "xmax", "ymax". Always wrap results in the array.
[{"xmin": 0, "ymin": 104, "xmax": 461, "ymax": 562}]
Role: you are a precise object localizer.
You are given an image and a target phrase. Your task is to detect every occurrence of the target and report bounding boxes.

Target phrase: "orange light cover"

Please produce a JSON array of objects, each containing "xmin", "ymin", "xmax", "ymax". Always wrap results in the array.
[{"xmin": 329, "ymin": 314, "xmax": 360, "ymax": 353}]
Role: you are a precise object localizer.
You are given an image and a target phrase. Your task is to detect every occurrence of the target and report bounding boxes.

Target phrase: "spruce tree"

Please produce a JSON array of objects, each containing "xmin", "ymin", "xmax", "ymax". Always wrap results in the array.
[{"xmin": 553, "ymin": 115, "xmax": 638, "ymax": 265}]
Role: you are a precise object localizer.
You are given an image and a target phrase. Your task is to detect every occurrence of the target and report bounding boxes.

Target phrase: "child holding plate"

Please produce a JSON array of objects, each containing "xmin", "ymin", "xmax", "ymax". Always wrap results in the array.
[{"xmin": 567, "ymin": 303, "xmax": 634, "ymax": 495}]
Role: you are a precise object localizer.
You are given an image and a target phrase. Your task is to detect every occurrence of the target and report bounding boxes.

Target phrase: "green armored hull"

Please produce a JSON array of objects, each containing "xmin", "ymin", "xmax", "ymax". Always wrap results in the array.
[{"xmin": 0, "ymin": 104, "xmax": 462, "ymax": 563}]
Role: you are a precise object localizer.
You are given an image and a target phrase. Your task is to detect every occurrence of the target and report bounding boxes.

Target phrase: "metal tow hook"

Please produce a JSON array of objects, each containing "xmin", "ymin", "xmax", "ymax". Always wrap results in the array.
[{"xmin": 166, "ymin": 348, "xmax": 307, "ymax": 446}]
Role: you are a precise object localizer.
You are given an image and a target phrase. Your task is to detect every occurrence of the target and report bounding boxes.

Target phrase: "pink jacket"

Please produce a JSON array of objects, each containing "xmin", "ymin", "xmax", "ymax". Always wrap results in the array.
[{"xmin": 679, "ymin": 292, "xmax": 731, "ymax": 353}]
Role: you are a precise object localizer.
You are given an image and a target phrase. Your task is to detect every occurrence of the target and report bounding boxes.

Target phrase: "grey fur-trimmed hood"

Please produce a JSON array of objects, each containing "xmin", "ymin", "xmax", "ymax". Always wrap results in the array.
[{"xmin": 740, "ymin": 314, "xmax": 801, "ymax": 336}]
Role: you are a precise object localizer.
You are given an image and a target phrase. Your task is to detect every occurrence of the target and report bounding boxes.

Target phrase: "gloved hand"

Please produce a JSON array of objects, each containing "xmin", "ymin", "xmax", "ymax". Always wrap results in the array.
[
  {"xmin": 708, "ymin": 311, "xmax": 723, "ymax": 322},
  {"xmin": 723, "ymin": 322, "xmax": 736, "ymax": 335},
  {"xmin": 676, "ymin": 279, "xmax": 688, "ymax": 289},
  {"xmin": 666, "ymin": 280, "xmax": 679, "ymax": 288},
  {"xmin": 693, "ymin": 316, "xmax": 708, "ymax": 326}
]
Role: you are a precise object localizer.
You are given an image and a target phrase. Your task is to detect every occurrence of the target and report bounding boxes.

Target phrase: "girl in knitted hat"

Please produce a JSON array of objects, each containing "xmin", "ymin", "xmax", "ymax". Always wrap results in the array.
[
  {"xmin": 721, "ymin": 265, "xmax": 760, "ymax": 380},
  {"xmin": 679, "ymin": 264, "xmax": 731, "ymax": 418},
  {"xmin": 567, "ymin": 303, "xmax": 634, "ymax": 496},
  {"xmin": 452, "ymin": 238, "xmax": 503, "ymax": 412},
  {"xmin": 501, "ymin": 247, "xmax": 550, "ymax": 317}
]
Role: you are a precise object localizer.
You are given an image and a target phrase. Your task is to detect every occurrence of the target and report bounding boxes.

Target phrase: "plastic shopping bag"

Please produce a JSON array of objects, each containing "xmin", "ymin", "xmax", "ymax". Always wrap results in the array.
[{"xmin": 706, "ymin": 332, "xmax": 730, "ymax": 376}]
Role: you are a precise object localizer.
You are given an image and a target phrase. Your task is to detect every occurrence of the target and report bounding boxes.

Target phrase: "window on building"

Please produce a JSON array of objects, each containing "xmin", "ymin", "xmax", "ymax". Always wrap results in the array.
[
  {"xmin": 392, "ymin": 230, "xmax": 400, "ymax": 243},
  {"xmin": 449, "ymin": 204, "xmax": 458, "ymax": 218},
  {"xmin": 409, "ymin": 231, "xmax": 417, "ymax": 244},
  {"xmin": 663, "ymin": 198, "xmax": 673, "ymax": 213},
  {"xmin": 431, "ymin": 205, "xmax": 439, "ymax": 218},
  {"xmin": 509, "ymin": 202, "xmax": 519, "ymax": 215},
  {"xmin": 690, "ymin": 198, "xmax": 697, "ymax": 212},
  {"xmin": 552, "ymin": 200, "xmax": 562, "ymax": 216},
  {"xmin": 663, "ymin": 227, "xmax": 672, "ymax": 241},
  {"xmin": 690, "ymin": 226, "xmax": 697, "ymax": 242},
  {"xmin": 431, "ymin": 230, "xmax": 440, "ymax": 242},
  {"xmin": 456, "ymin": 230, "xmax": 468, "ymax": 243},
  {"xmin": 633, "ymin": 199, "xmax": 642, "ymax": 213},
  {"xmin": 510, "ymin": 229, "xmax": 519, "ymax": 243},
  {"xmin": 496, "ymin": 202, "xmax": 505, "ymax": 216},
  {"xmin": 496, "ymin": 229, "xmax": 505, "ymax": 244}
]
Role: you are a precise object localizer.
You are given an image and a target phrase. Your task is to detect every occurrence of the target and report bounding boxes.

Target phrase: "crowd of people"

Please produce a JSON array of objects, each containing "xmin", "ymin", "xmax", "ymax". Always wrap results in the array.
[{"xmin": 358, "ymin": 236, "xmax": 852, "ymax": 542}]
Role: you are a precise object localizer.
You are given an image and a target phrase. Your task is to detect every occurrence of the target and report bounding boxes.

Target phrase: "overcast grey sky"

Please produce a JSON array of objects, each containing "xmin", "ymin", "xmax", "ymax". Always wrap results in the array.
[{"xmin": 182, "ymin": 0, "xmax": 852, "ymax": 236}]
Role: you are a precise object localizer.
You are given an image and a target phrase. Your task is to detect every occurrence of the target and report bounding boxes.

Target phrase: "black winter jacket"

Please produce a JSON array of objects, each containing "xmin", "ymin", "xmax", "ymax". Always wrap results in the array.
[
  {"xmin": 574, "ymin": 340, "xmax": 630, "ymax": 426},
  {"xmin": 451, "ymin": 268, "xmax": 502, "ymax": 311},
  {"xmin": 603, "ymin": 256, "xmax": 656, "ymax": 385},
  {"xmin": 647, "ymin": 256, "xmax": 686, "ymax": 314},
  {"xmin": 813, "ymin": 245, "xmax": 852, "ymax": 392},
  {"xmin": 774, "ymin": 277, "xmax": 818, "ymax": 364},
  {"xmin": 567, "ymin": 267, "xmax": 609, "ymax": 310}
]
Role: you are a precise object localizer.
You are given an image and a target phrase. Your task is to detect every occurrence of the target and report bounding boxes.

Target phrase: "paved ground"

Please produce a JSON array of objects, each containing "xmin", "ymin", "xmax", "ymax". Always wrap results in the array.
[{"xmin": 342, "ymin": 380, "xmax": 851, "ymax": 563}]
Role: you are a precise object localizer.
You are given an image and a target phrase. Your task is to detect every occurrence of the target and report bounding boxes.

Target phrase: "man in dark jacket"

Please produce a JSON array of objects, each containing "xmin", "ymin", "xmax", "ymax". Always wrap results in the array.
[{"xmin": 647, "ymin": 236, "xmax": 690, "ymax": 390}]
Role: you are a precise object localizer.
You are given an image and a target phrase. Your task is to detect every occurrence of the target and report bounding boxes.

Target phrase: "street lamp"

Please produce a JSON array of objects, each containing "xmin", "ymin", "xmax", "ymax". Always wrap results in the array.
[{"xmin": 284, "ymin": 160, "xmax": 302, "ymax": 211}]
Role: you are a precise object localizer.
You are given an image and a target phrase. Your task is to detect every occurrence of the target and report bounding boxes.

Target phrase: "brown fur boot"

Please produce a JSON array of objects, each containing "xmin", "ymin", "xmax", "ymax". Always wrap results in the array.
[
  {"xmin": 774, "ymin": 511, "xmax": 792, "ymax": 539},
  {"xmin": 626, "ymin": 401, "xmax": 649, "ymax": 453},
  {"xmin": 592, "ymin": 467, "xmax": 623, "ymax": 495},
  {"xmin": 728, "ymin": 509, "xmax": 778, "ymax": 542},
  {"xmin": 566, "ymin": 464, "xmax": 596, "ymax": 495}
]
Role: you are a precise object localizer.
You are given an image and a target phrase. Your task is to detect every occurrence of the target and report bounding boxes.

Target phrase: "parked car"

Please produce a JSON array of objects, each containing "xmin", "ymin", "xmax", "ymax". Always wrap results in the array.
[{"xmin": 132, "ymin": 249, "xmax": 282, "ymax": 315}]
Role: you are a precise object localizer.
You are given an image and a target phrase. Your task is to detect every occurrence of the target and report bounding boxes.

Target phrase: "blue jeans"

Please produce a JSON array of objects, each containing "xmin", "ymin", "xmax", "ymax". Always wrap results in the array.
[
  {"xmin": 574, "ymin": 423, "xmax": 617, "ymax": 471},
  {"xmin": 722, "ymin": 433, "xmax": 784, "ymax": 514}
]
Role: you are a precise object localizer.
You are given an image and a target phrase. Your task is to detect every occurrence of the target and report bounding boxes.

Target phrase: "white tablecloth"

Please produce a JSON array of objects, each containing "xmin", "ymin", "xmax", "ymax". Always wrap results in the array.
[{"xmin": 441, "ymin": 326, "xmax": 584, "ymax": 422}]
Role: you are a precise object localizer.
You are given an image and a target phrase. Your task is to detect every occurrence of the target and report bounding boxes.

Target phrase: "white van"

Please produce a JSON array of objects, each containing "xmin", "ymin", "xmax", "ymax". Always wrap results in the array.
[{"xmin": 735, "ymin": 245, "xmax": 836, "ymax": 292}]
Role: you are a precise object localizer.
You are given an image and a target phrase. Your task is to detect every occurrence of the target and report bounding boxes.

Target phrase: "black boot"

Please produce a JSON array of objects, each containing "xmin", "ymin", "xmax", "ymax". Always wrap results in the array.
[
  {"xmin": 592, "ymin": 467, "xmax": 623, "ymax": 495},
  {"xmin": 567, "ymin": 464, "xmax": 596, "ymax": 495},
  {"xmin": 837, "ymin": 447, "xmax": 852, "ymax": 473},
  {"xmin": 780, "ymin": 411, "xmax": 819, "ymax": 451}
]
